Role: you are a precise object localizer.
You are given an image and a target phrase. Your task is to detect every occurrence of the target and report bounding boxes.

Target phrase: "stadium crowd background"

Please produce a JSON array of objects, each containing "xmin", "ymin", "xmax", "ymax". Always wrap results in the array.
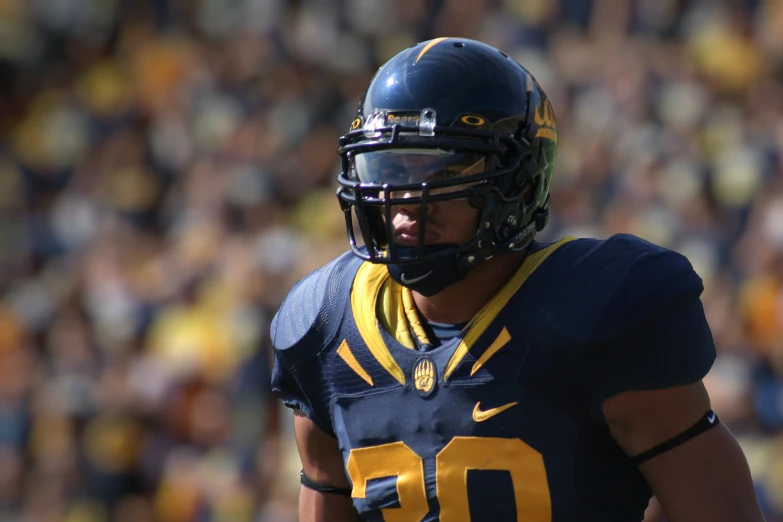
[{"xmin": 0, "ymin": 0, "xmax": 782, "ymax": 520}]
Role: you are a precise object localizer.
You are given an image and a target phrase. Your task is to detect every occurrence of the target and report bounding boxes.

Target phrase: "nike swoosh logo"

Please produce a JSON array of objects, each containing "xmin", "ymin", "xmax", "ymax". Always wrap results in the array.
[
  {"xmin": 472, "ymin": 401, "xmax": 519, "ymax": 422},
  {"xmin": 707, "ymin": 412, "xmax": 716, "ymax": 424},
  {"xmin": 400, "ymin": 271, "xmax": 433, "ymax": 284}
]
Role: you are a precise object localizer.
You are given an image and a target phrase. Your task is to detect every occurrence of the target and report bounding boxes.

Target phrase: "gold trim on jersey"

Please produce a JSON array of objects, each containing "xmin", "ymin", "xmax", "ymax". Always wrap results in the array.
[
  {"xmin": 443, "ymin": 237, "xmax": 575, "ymax": 380},
  {"xmin": 352, "ymin": 262, "xmax": 407, "ymax": 385},
  {"xmin": 470, "ymin": 326, "xmax": 511, "ymax": 376},
  {"xmin": 336, "ymin": 339, "xmax": 374, "ymax": 386},
  {"xmin": 377, "ymin": 277, "xmax": 414, "ymax": 350},
  {"xmin": 402, "ymin": 286, "xmax": 430, "ymax": 346},
  {"xmin": 376, "ymin": 279, "xmax": 431, "ymax": 351},
  {"xmin": 351, "ymin": 237, "xmax": 575, "ymax": 386}
]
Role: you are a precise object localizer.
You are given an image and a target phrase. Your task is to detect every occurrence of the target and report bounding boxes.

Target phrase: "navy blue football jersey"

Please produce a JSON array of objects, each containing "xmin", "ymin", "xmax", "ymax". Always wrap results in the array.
[{"xmin": 271, "ymin": 235, "xmax": 716, "ymax": 521}]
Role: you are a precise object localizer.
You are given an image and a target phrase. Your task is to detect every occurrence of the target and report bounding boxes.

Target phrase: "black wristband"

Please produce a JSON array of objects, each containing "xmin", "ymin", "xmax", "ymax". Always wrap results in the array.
[{"xmin": 300, "ymin": 469, "xmax": 353, "ymax": 497}]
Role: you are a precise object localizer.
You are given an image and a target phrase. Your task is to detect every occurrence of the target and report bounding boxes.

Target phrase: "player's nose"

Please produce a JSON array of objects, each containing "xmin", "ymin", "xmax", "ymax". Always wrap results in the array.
[{"xmin": 391, "ymin": 190, "xmax": 434, "ymax": 217}]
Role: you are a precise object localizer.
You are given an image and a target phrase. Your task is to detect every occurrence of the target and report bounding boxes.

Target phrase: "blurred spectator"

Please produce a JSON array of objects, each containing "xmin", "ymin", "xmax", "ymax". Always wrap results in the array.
[{"xmin": 0, "ymin": 0, "xmax": 782, "ymax": 520}]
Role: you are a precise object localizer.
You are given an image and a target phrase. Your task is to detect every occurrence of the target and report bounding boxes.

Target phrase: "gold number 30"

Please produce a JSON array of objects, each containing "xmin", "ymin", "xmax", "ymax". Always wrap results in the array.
[{"xmin": 346, "ymin": 436, "xmax": 551, "ymax": 522}]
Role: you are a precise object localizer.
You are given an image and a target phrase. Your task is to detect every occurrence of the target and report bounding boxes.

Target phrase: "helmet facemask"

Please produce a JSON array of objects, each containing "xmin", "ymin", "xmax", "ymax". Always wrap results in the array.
[{"xmin": 337, "ymin": 108, "xmax": 546, "ymax": 271}]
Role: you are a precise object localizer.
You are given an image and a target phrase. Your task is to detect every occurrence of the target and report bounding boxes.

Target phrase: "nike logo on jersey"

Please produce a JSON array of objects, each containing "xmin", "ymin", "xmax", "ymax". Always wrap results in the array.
[
  {"xmin": 472, "ymin": 401, "xmax": 519, "ymax": 422},
  {"xmin": 400, "ymin": 271, "xmax": 433, "ymax": 284}
]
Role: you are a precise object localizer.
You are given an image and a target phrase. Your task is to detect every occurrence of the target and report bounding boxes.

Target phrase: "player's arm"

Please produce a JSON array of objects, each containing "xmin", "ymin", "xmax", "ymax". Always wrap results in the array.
[
  {"xmin": 604, "ymin": 382, "xmax": 765, "ymax": 522},
  {"xmin": 269, "ymin": 254, "xmax": 364, "ymax": 521},
  {"xmin": 589, "ymin": 246, "xmax": 765, "ymax": 522},
  {"xmin": 294, "ymin": 410, "xmax": 361, "ymax": 522}
]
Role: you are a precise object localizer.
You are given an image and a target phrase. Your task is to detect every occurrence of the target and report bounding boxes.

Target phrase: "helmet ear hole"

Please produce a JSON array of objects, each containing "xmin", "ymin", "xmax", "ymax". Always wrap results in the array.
[
  {"xmin": 521, "ymin": 182, "xmax": 535, "ymax": 205},
  {"xmin": 468, "ymin": 185, "xmax": 492, "ymax": 209},
  {"xmin": 514, "ymin": 170, "xmax": 526, "ymax": 188},
  {"xmin": 534, "ymin": 206, "xmax": 549, "ymax": 231},
  {"xmin": 498, "ymin": 147, "xmax": 515, "ymax": 169}
]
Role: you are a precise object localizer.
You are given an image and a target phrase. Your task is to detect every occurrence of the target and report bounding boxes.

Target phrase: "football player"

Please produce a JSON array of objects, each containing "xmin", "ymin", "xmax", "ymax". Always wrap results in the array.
[{"xmin": 271, "ymin": 38, "xmax": 765, "ymax": 521}]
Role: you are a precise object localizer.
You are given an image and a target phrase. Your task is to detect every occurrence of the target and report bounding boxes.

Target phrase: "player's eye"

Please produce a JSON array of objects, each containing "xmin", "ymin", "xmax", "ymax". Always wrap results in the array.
[
  {"xmin": 378, "ymin": 166, "xmax": 408, "ymax": 182},
  {"xmin": 430, "ymin": 169, "xmax": 462, "ymax": 180}
]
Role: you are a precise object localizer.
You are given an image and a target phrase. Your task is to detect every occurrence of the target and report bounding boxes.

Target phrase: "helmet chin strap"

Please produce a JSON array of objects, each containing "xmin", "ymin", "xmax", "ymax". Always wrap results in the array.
[{"xmin": 387, "ymin": 245, "xmax": 469, "ymax": 297}]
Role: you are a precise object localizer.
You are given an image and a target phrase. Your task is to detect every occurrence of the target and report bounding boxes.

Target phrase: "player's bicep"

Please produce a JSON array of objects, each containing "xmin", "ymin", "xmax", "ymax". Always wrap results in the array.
[
  {"xmin": 293, "ymin": 410, "xmax": 360, "ymax": 522},
  {"xmin": 602, "ymin": 381, "xmax": 711, "ymax": 457},
  {"xmin": 604, "ymin": 383, "xmax": 764, "ymax": 522},
  {"xmin": 638, "ymin": 423, "xmax": 764, "ymax": 522}
]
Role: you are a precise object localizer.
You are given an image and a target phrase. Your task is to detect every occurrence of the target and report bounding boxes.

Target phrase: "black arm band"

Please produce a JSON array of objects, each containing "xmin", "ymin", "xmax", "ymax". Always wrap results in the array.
[
  {"xmin": 631, "ymin": 410, "xmax": 720, "ymax": 466},
  {"xmin": 300, "ymin": 469, "xmax": 352, "ymax": 497}
]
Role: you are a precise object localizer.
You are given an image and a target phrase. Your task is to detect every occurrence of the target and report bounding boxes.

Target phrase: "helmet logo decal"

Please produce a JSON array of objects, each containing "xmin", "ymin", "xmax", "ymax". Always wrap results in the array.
[
  {"xmin": 351, "ymin": 117, "xmax": 362, "ymax": 130},
  {"xmin": 460, "ymin": 115, "xmax": 486, "ymax": 126},
  {"xmin": 534, "ymin": 100, "xmax": 557, "ymax": 142},
  {"xmin": 414, "ymin": 37, "xmax": 452, "ymax": 64},
  {"xmin": 400, "ymin": 271, "xmax": 433, "ymax": 285},
  {"xmin": 386, "ymin": 113, "xmax": 420, "ymax": 126},
  {"xmin": 413, "ymin": 357, "xmax": 437, "ymax": 397}
]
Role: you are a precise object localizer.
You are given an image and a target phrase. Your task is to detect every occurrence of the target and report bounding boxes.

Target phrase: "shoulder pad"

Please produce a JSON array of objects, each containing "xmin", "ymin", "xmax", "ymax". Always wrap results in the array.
[
  {"xmin": 270, "ymin": 251, "xmax": 363, "ymax": 355},
  {"xmin": 540, "ymin": 234, "xmax": 703, "ymax": 341}
]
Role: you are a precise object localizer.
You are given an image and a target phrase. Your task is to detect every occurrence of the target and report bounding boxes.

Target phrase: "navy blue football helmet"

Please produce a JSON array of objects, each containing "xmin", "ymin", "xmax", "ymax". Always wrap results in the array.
[{"xmin": 336, "ymin": 37, "xmax": 557, "ymax": 276}]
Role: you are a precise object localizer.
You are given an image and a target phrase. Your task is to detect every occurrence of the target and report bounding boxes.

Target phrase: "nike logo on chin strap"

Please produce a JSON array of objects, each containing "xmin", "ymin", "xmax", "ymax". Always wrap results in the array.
[
  {"xmin": 472, "ymin": 401, "xmax": 519, "ymax": 422},
  {"xmin": 400, "ymin": 271, "xmax": 433, "ymax": 285}
]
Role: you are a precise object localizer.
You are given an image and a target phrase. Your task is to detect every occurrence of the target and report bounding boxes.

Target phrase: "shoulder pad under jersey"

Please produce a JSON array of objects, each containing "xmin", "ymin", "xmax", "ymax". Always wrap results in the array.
[
  {"xmin": 270, "ymin": 251, "xmax": 363, "ymax": 357},
  {"xmin": 540, "ymin": 234, "xmax": 704, "ymax": 342}
]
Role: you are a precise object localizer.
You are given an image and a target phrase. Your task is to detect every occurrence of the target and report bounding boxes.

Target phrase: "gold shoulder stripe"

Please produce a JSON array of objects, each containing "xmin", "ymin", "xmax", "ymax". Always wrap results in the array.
[
  {"xmin": 351, "ymin": 262, "xmax": 406, "ymax": 385},
  {"xmin": 444, "ymin": 237, "xmax": 575, "ymax": 380},
  {"xmin": 415, "ymin": 37, "xmax": 452, "ymax": 64},
  {"xmin": 336, "ymin": 340, "xmax": 374, "ymax": 386},
  {"xmin": 470, "ymin": 327, "xmax": 511, "ymax": 376}
]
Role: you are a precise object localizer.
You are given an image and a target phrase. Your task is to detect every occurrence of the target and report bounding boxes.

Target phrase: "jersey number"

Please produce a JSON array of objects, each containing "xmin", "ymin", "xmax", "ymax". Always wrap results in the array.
[{"xmin": 346, "ymin": 436, "xmax": 550, "ymax": 522}]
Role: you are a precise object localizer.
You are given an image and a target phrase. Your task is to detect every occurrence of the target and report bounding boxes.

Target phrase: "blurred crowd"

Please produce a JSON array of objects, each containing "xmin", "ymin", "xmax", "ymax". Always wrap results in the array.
[{"xmin": 0, "ymin": 0, "xmax": 782, "ymax": 520}]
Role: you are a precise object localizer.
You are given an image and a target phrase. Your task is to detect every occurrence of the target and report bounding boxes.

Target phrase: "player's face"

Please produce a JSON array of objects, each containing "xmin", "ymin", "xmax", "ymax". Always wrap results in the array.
[{"xmin": 352, "ymin": 150, "xmax": 484, "ymax": 247}]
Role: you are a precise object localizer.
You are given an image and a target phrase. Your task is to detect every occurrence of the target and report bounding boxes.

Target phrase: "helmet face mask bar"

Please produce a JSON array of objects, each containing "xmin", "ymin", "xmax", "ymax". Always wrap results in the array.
[{"xmin": 335, "ymin": 38, "xmax": 557, "ymax": 273}]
